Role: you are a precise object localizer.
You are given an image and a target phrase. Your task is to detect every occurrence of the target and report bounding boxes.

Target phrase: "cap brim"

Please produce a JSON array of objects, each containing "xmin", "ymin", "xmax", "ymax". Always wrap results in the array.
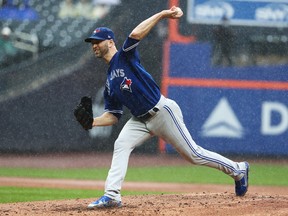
[{"xmin": 84, "ymin": 36, "xmax": 106, "ymax": 42}]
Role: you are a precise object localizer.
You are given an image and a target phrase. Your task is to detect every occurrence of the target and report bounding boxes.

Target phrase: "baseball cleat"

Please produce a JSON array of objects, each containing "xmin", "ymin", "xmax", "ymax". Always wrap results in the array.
[
  {"xmin": 235, "ymin": 161, "xmax": 250, "ymax": 196},
  {"xmin": 87, "ymin": 195, "xmax": 122, "ymax": 208}
]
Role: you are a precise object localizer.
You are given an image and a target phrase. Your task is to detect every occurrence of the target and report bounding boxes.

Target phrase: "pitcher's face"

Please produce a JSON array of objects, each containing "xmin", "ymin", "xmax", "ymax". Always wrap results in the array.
[{"xmin": 91, "ymin": 39, "xmax": 110, "ymax": 58}]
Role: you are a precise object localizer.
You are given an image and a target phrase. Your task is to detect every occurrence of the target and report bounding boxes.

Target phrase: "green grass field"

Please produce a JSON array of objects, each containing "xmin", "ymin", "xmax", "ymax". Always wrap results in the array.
[
  {"xmin": 0, "ymin": 187, "xmax": 157, "ymax": 203},
  {"xmin": 0, "ymin": 164, "xmax": 287, "ymax": 203}
]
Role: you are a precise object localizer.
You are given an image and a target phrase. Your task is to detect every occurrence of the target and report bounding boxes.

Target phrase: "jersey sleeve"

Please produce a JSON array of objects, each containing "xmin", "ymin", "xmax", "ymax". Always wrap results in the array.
[
  {"xmin": 122, "ymin": 37, "xmax": 140, "ymax": 53},
  {"xmin": 104, "ymin": 87, "xmax": 123, "ymax": 119}
]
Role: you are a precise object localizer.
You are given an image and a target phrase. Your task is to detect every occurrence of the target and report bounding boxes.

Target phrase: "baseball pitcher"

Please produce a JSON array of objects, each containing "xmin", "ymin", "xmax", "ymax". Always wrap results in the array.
[{"xmin": 74, "ymin": 6, "xmax": 249, "ymax": 208}]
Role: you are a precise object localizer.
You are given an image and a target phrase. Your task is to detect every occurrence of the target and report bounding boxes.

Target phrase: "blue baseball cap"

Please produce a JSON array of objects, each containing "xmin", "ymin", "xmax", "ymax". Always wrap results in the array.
[{"xmin": 84, "ymin": 27, "xmax": 115, "ymax": 42}]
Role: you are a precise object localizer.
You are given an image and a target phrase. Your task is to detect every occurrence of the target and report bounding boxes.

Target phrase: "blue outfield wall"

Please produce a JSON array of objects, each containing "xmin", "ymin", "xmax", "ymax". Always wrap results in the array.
[{"xmin": 164, "ymin": 42, "xmax": 288, "ymax": 156}]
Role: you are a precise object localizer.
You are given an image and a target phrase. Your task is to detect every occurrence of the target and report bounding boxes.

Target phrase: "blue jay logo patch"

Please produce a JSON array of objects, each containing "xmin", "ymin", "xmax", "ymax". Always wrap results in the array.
[{"xmin": 120, "ymin": 77, "xmax": 132, "ymax": 93}]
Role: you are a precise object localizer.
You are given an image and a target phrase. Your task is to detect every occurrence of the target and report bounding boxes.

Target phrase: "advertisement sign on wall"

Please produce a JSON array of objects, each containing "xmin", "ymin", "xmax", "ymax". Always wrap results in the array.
[
  {"xmin": 187, "ymin": 0, "xmax": 288, "ymax": 27},
  {"xmin": 167, "ymin": 87, "xmax": 288, "ymax": 156}
]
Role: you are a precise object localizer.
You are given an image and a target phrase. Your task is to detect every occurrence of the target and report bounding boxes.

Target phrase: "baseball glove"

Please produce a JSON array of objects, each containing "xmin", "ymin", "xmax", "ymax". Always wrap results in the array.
[{"xmin": 74, "ymin": 96, "xmax": 94, "ymax": 130}]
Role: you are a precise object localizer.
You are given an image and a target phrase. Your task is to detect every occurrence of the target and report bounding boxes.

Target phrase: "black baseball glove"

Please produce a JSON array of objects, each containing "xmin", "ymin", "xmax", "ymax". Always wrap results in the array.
[{"xmin": 74, "ymin": 96, "xmax": 94, "ymax": 130}]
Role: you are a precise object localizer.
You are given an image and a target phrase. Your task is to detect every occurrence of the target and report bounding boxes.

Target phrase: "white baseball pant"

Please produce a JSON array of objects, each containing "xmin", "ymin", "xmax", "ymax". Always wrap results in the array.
[{"xmin": 104, "ymin": 95, "xmax": 247, "ymax": 201}]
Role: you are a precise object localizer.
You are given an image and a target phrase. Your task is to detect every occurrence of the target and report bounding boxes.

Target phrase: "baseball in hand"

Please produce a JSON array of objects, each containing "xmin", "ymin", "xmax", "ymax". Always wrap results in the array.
[{"xmin": 174, "ymin": 7, "xmax": 183, "ymax": 17}]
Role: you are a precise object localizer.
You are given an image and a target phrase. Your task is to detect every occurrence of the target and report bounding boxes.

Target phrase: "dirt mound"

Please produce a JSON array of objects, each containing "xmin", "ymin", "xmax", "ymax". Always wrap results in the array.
[{"xmin": 1, "ymin": 193, "xmax": 287, "ymax": 216}]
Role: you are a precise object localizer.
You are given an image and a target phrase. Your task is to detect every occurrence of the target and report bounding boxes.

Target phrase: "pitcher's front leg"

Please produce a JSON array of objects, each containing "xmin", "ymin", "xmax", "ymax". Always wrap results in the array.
[{"xmin": 104, "ymin": 117, "xmax": 152, "ymax": 201}]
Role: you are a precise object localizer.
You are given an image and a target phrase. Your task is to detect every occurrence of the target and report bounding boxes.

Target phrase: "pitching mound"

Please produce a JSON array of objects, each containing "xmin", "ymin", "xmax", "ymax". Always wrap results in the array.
[
  {"xmin": 1, "ymin": 153, "xmax": 288, "ymax": 215},
  {"xmin": 1, "ymin": 192, "xmax": 287, "ymax": 216}
]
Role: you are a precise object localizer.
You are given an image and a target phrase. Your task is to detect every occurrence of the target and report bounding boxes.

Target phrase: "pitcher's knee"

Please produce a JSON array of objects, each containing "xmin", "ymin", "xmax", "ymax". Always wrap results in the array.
[
  {"xmin": 114, "ymin": 138, "xmax": 133, "ymax": 152},
  {"xmin": 177, "ymin": 150, "xmax": 200, "ymax": 165},
  {"xmin": 181, "ymin": 149, "xmax": 207, "ymax": 165}
]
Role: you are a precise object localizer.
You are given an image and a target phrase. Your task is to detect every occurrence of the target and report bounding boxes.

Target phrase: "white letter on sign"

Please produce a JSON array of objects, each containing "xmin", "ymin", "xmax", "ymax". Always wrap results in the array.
[{"xmin": 261, "ymin": 102, "xmax": 288, "ymax": 135}]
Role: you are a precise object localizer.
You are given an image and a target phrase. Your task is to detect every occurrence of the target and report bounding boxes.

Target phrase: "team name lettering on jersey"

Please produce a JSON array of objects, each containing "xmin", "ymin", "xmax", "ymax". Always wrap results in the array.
[{"xmin": 110, "ymin": 69, "xmax": 125, "ymax": 80}]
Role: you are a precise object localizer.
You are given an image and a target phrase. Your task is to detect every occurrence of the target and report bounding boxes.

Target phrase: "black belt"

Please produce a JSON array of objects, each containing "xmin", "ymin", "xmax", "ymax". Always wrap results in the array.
[{"xmin": 137, "ymin": 107, "xmax": 159, "ymax": 122}]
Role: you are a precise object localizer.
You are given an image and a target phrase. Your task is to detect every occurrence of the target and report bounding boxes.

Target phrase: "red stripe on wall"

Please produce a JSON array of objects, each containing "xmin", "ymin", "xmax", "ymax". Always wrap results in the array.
[{"xmin": 164, "ymin": 77, "xmax": 288, "ymax": 90}]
